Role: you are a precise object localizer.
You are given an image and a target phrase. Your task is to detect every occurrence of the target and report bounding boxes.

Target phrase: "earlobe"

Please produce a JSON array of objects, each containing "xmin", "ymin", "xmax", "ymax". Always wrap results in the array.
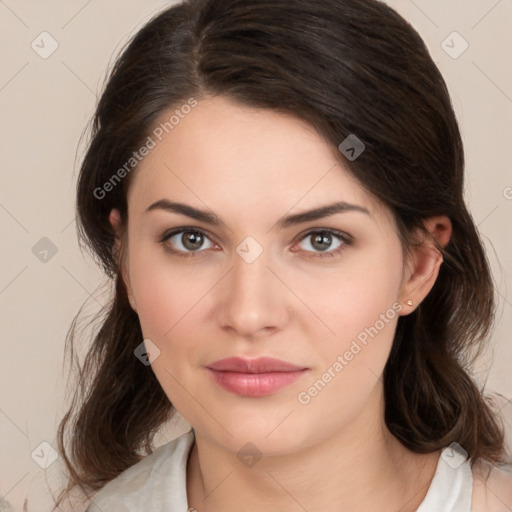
[
  {"xmin": 399, "ymin": 215, "xmax": 452, "ymax": 314},
  {"xmin": 109, "ymin": 208, "xmax": 137, "ymax": 313}
]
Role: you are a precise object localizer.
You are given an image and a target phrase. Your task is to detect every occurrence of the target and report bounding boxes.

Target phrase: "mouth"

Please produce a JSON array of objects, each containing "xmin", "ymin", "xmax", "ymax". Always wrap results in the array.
[{"xmin": 206, "ymin": 356, "xmax": 309, "ymax": 397}]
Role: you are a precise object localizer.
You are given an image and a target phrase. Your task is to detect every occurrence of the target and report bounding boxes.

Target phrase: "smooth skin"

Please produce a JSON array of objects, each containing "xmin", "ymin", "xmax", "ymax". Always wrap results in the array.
[{"xmin": 109, "ymin": 95, "xmax": 452, "ymax": 512}]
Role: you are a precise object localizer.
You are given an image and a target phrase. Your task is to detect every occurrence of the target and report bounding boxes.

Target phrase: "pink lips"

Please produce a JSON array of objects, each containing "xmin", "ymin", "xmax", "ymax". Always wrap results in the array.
[{"xmin": 206, "ymin": 356, "xmax": 308, "ymax": 397}]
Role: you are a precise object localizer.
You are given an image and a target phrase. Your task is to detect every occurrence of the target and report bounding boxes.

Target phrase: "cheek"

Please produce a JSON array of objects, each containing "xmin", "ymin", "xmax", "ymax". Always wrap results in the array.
[
  {"xmin": 128, "ymin": 257, "xmax": 211, "ymax": 406},
  {"xmin": 292, "ymin": 262, "xmax": 402, "ymax": 435},
  {"xmin": 128, "ymin": 250, "xmax": 215, "ymax": 340},
  {"xmin": 127, "ymin": 251, "xmax": 222, "ymax": 399},
  {"xmin": 293, "ymin": 246, "xmax": 403, "ymax": 402},
  {"xmin": 294, "ymin": 249, "xmax": 403, "ymax": 347}
]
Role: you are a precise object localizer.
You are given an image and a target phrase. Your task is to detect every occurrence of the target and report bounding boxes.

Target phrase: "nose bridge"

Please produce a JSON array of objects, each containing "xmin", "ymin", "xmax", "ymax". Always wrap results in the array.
[
  {"xmin": 231, "ymin": 247, "xmax": 269, "ymax": 298},
  {"xmin": 218, "ymin": 242, "xmax": 287, "ymax": 335}
]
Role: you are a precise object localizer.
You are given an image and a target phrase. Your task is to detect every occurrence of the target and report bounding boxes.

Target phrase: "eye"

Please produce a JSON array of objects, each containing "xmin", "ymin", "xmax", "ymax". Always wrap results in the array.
[
  {"xmin": 292, "ymin": 229, "xmax": 352, "ymax": 258},
  {"xmin": 159, "ymin": 227, "xmax": 352, "ymax": 259},
  {"xmin": 159, "ymin": 228, "xmax": 218, "ymax": 257}
]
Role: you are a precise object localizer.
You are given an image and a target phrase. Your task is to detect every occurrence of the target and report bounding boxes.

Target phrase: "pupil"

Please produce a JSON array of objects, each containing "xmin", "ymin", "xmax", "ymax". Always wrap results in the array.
[
  {"xmin": 313, "ymin": 233, "xmax": 331, "ymax": 251},
  {"xmin": 183, "ymin": 232, "xmax": 203, "ymax": 250}
]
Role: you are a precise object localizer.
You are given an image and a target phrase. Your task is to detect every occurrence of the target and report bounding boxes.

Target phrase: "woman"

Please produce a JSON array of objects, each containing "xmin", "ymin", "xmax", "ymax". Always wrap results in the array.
[{"xmin": 56, "ymin": 0, "xmax": 512, "ymax": 510}]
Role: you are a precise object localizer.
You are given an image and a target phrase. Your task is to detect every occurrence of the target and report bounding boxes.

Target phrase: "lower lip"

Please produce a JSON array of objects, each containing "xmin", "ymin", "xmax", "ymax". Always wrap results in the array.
[{"xmin": 206, "ymin": 368, "xmax": 308, "ymax": 397}]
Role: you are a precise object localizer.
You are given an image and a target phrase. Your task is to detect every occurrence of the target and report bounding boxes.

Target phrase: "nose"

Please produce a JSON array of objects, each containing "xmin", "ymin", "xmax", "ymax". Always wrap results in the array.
[{"xmin": 217, "ymin": 247, "xmax": 290, "ymax": 338}]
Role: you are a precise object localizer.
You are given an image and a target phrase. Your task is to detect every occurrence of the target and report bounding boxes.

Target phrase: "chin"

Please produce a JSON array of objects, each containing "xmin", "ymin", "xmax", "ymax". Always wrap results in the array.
[{"xmin": 191, "ymin": 408, "xmax": 317, "ymax": 456}]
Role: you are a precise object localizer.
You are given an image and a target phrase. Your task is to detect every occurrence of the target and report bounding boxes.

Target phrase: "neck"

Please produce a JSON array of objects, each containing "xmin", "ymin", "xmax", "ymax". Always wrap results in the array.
[{"xmin": 186, "ymin": 386, "xmax": 440, "ymax": 512}]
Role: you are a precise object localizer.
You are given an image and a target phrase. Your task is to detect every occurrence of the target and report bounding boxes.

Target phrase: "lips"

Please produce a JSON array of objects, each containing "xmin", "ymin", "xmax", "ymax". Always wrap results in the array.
[
  {"xmin": 206, "ymin": 356, "xmax": 307, "ymax": 373},
  {"xmin": 206, "ymin": 357, "xmax": 309, "ymax": 397}
]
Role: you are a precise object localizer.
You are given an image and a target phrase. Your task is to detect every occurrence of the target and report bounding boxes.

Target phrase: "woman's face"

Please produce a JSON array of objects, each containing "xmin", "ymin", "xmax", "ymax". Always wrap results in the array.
[{"xmin": 116, "ymin": 95, "xmax": 413, "ymax": 455}]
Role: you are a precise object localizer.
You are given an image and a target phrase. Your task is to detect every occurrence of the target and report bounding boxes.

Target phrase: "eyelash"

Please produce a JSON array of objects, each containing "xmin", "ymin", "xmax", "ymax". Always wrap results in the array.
[{"xmin": 158, "ymin": 227, "xmax": 353, "ymax": 259}]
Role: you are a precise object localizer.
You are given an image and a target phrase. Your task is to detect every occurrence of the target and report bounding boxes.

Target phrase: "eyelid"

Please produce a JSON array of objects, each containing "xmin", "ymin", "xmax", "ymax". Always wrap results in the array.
[{"xmin": 293, "ymin": 226, "xmax": 352, "ymax": 244}]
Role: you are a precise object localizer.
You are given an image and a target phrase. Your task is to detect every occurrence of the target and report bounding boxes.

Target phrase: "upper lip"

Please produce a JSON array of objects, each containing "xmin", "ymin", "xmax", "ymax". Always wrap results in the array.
[{"xmin": 206, "ymin": 357, "xmax": 307, "ymax": 373}]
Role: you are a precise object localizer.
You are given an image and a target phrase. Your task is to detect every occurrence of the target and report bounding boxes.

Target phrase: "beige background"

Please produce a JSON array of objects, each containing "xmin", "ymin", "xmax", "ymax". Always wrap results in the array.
[{"xmin": 0, "ymin": 1, "xmax": 511, "ymax": 510}]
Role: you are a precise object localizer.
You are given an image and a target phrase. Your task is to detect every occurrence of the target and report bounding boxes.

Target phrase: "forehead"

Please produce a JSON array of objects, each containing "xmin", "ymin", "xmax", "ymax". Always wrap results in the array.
[{"xmin": 127, "ymin": 95, "xmax": 392, "ymax": 228}]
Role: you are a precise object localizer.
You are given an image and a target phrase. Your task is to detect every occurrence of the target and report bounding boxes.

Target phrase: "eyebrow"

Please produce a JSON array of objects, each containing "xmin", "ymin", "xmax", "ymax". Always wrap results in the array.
[{"xmin": 145, "ymin": 199, "xmax": 370, "ymax": 229}]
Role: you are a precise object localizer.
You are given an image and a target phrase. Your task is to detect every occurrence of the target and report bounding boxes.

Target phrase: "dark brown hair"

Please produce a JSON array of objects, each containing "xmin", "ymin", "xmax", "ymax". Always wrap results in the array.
[{"xmin": 56, "ymin": 0, "xmax": 506, "ymax": 507}]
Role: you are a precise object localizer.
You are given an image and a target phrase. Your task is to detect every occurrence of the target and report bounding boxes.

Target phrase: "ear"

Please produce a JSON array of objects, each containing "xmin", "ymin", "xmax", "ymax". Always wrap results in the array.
[
  {"xmin": 109, "ymin": 208, "xmax": 137, "ymax": 313},
  {"xmin": 398, "ymin": 215, "xmax": 452, "ymax": 315}
]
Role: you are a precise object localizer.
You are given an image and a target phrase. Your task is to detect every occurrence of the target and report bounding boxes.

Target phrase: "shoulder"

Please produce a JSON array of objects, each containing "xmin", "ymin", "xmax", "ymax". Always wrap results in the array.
[
  {"xmin": 472, "ymin": 458, "xmax": 512, "ymax": 511},
  {"xmin": 86, "ymin": 430, "xmax": 195, "ymax": 512}
]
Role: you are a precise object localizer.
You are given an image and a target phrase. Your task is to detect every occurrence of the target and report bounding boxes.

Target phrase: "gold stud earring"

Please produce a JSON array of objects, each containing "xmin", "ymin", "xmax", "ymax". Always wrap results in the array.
[{"xmin": 406, "ymin": 300, "xmax": 413, "ymax": 306}]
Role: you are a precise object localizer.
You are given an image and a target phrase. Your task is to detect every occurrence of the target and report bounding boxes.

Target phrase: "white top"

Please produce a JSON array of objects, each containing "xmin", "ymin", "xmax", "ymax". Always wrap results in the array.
[{"xmin": 86, "ymin": 429, "xmax": 512, "ymax": 511}]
